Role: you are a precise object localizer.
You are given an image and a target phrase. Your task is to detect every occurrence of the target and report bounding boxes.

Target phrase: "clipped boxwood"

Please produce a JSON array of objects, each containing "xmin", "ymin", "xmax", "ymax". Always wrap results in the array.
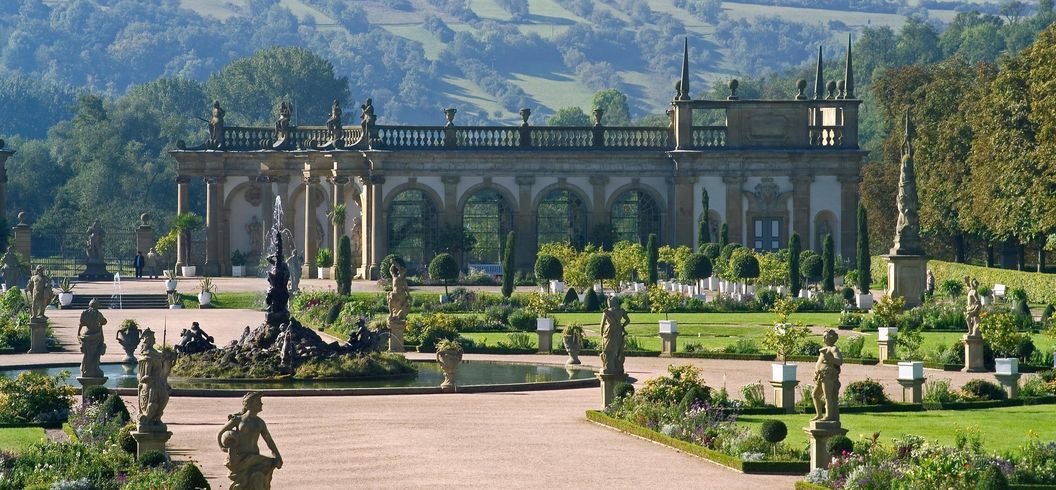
[
  {"xmin": 172, "ymin": 463, "xmax": 211, "ymax": 490},
  {"xmin": 842, "ymin": 379, "xmax": 889, "ymax": 406},
  {"xmin": 562, "ymin": 287, "xmax": 578, "ymax": 305},
  {"xmin": 826, "ymin": 435, "xmax": 853, "ymax": 456},
  {"xmin": 138, "ymin": 450, "xmax": 167, "ymax": 468},
  {"xmin": 962, "ymin": 379, "xmax": 1008, "ymax": 401},
  {"xmin": 584, "ymin": 288, "xmax": 601, "ymax": 312},
  {"xmin": 83, "ymin": 385, "xmax": 111, "ymax": 405},
  {"xmin": 760, "ymin": 419, "xmax": 788, "ymax": 444}
]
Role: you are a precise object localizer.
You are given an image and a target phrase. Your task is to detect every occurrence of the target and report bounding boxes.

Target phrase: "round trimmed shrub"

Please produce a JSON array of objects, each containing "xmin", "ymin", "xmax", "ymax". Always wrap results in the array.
[
  {"xmin": 756, "ymin": 289, "xmax": 778, "ymax": 309},
  {"xmin": 613, "ymin": 382, "xmax": 635, "ymax": 400},
  {"xmin": 800, "ymin": 255, "xmax": 823, "ymax": 284},
  {"xmin": 534, "ymin": 255, "xmax": 564, "ymax": 284},
  {"xmin": 1017, "ymin": 336, "xmax": 1036, "ymax": 361},
  {"xmin": 138, "ymin": 450, "xmax": 167, "ymax": 468},
  {"xmin": 83, "ymin": 385, "xmax": 110, "ymax": 405},
  {"xmin": 759, "ymin": 419, "xmax": 788, "ymax": 444},
  {"xmin": 703, "ymin": 243, "xmax": 722, "ymax": 259},
  {"xmin": 961, "ymin": 379, "xmax": 1007, "ymax": 401},
  {"xmin": 379, "ymin": 254, "xmax": 407, "ymax": 280},
  {"xmin": 117, "ymin": 423, "xmax": 137, "ymax": 454},
  {"xmin": 841, "ymin": 286, "xmax": 855, "ymax": 304},
  {"xmin": 842, "ymin": 379, "xmax": 889, "ymax": 405},
  {"xmin": 678, "ymin": 386, "xmax": 711, "ymax": 412},
  {"xmin": 730, "ymin": 253, "xmax": 760, "ymax": 281},
  {"xmin": 978, "ymin": 461, "xmax": 1009, "ymax": 490},
  {"xmin": 681, "ymin": 253, "xmax": 713, "ymax": 281},
  {"xmin": 101, "ymin": 394, "xmax": 130, "ymax": 425},
  {"xmin": 507, "ymin": 309, "xmax": 534, "ymax": 331},
  {"xmin": 583, "ymin": 288, "xmax": 601, "ymax": 312},
  {"xmin": 719, "ymin": 243, "xmax": 742, "ymax": 265},
  {"xmin": 584, "ymin": 254, "xmax": 616, "ymax": 285},
  {"xmin": 172, "ymin": 463, "xmax": 211, "ymax": 490},
  {"xmin": 826, "ymin": 435, "xmax": 854, "ymax": 456},
  {"xmin": 428, "ymin": 253, "xmax": 459, "ymax": 292},
  {"xmin": 562, "ymin": 287, "xmax": 578, "ymax": 305}
]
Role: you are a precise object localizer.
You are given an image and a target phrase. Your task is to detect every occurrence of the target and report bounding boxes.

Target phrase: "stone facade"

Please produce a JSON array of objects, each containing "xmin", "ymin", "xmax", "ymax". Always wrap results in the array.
[{"xmin": 171, "ymin": 46, "xmax": 865, "ymax": 279}]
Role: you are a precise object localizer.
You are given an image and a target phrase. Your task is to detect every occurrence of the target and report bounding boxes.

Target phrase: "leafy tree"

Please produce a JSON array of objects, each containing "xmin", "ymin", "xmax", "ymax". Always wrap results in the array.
[
  {"xmin": 800, "ymin": 255, "xmax": 823, "ymax": 288},
  {"xmin": 429, "ymin": 253, "xmax": 459, "ymax": 295},
  {"xmin": 730, "ymin": 251, "xmax": 760, "ymax": 286},
  {"xmin": 610, "ymin": 241, "xmax": 646, "ymax": 286},
  {"xmin": 788, "ymin": 233, "xmax": 802, "ymax": 297},
  {"xmin": 584, "ymin": 253, "xmax": 616, "ymax": 291},
  {"xmin": 822, "ymin": 234, "xmax": 835, "ymax": 293},
  {"xmin": 336, "ymin": 235, "xmax": 352, "ymax": 295},
  {"xmin": 680, "ymin": 253, "xmax": 712, "ymax": 282},
  {"xmin": 534, "ymin": 255, "xmax": 563, "ymax": 292},
  {"xmin": 895, "ymin": 17, "xmax": 942, "ymax": 66},
  {"xmin": 547, "ymin": 107, "xmax": 591, "ymax": 127},
  {"xmin": 646, "ymin": 233, "xmax": 659, "ymax": 285},
  {"xmin": 501, "ymin": 231, "xmax": 515, "ymax": 298},
  {"xmin": 591, "ymin": 89, "xmax": 631, "ymax": 126}
]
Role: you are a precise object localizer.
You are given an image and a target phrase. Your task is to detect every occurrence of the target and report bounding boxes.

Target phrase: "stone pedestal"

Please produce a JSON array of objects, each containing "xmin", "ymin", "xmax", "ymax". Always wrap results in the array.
[
  {"xmin": 804, "ymin": 420, "xmax": 848, "ymax": 471},
  {"xmin": 770, "ymin": 380, "xmax": 799, "ymax": 413},
  {"xmin": 131, "ymin": 430, "xmax": 171, "ymax": 459},
  {"xmin": 12, "ymin": 215, "xmax": 31, "ymax": 262},
  {"xmin": 388, "ymin": 319, "xmax": 405, "ymax": 353},
  {"xmin": 885, "ymin": 254, "xmax": 927, "ymax": 308},
  {"xmin": 537, "ymin": 330, "xmax": 553, "ymax": 354},
  {"xmin": 659, "ymin": 332, "xmax": 677, "ymax": 357},
  {"xmin": 597, "ymin": 372, "xmax": 628, "ymax": 409},
  {"xmin": 76, "ymin": 377, "xmax": 108, "ymax": 403},
  {"xmin": 78, "ymin": 261, "xmax": 114, "ymax": 281},
  {"xmin": 28, "ymin": 317, "xmax": 48, "ymax": 353},
  {"xmin": 995, "ymin": 373, "xmax": 1021, "ymax": 399},
  {"xmin": 877, "ymin": 339, "xmax": 896, "ymax": 363},
  {"xmin": 897, "ymin": 378, "xmax": 925, "ymax": 404},
  {"xmin": 962, "ymin": 335, "xmax": 985, "ymax": 373}
]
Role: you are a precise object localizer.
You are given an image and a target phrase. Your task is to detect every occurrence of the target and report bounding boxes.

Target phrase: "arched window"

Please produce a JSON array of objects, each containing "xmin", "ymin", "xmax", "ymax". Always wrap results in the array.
[
  {"xmin": 462, "ymin": 189, "xmax": 513, "ymax": 264},
  {"xmin": 610, "ymin": 190, "xmax": 660, "ymax": 244},
  {"xmin": 537, "ymin": 189, "xmax": 587, "ymax": 248},
  {"xmin": 387, "ymin": 189, "xmax": 438, "ymax": 267}
]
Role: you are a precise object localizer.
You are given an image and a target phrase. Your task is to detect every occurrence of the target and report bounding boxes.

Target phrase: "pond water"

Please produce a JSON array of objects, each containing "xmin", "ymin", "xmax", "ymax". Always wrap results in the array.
[{"xmin": 3, "ymin": 360, "xmax": 597, "ymax": 390}]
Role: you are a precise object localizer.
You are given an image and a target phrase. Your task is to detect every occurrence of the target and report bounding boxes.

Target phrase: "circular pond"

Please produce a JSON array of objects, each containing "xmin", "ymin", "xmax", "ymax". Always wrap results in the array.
[{"xmin": 2, "ymin": 360, "xmax": 600, "ymax": 395}]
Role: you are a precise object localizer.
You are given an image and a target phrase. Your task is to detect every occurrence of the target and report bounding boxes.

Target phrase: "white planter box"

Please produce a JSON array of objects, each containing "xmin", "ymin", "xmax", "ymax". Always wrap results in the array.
[
  {"xmin": 898, "ymin": 361, "xmax": 924, "ymax": 381},
  {"xmin": 58, "ymin": 292, "xmax": 74, "ymax": 307},
  {"xmin": 799, "ymin": 289, "xmax": 809, "ymax": 299},
  {"xmin": 577, "ymin": 293, "xmax": 586, "ymax": 302},
  {"xmin": 536, "ymin": 317, "xmax": 555, "ymax": 332},
  {"xmin": 981, "ymin": 295, "xmax": 992, "ymax": 306},
  {"xmin": 878, "ymin": 326, "xmax": 898, "ymax": 342},
  {"xmin": 550, "ymin": 280, "xmax": 565, "ymax": 294},
  {"xmin": 164, "ymin": 279, "xmax": 178, "ymax": 292},
  {"xmin": 168, "ymin": 304, "xmax": 183, "ymax": 309},
  {"xmin": 180, "ymin": 266, "xmax": 196, "ymax": 277},
  {"xmin": 857, "ymin": 293, "xmax": 874, "ymax": 310},
  {"xmin": 231, "ymin": 265, "xmax": 245, "ymax": 277},
  {"xmin": 708, "ymin": 277, "xmax": 719, "ymax": 290},
  {"xmin": 318, "ymin": 268, "xmax": 331, "ymax": 279},
  {"xmin": 659, "ymin": 320, "xmax": 678, "ymax": 334},
  {"xmin": 772, "ymin": 363, "xmax": 798, "ymax": 383},
  {"xmin": 593, "ymin": 284, "xmax": 603, "ymax": 293},
  {"xmin": 996, "ymin": 358, "xmax": 1019, "ymax": 375}
]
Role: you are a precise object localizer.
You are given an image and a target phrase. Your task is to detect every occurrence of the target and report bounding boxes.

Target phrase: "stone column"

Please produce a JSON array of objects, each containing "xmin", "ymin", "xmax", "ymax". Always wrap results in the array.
[
  {"xmin": 360, "ymin": 176, "xmax": 385, "ymax": 280},
  {"xmin": 838, "ymin": 174, "xmax": 861, "ymax": 262},
  {"xmin": 805, "ymin": 421, "xmax": 848, "ymax": 471},
  {"xmin": 673, "ymin": 176, "xmax": 696, "ymax": 248},
  {"xmin": 330, "ymin": 176, "xmax": 349, "ymax": 255},
  {"xmin": 12, "ymin": 212, "xmax": 30, "ymax": 261},
  {"xmin": 175, "ymin": 176, "xmax": 190, "ymax": 269},
  {"xmin": 723, "ymin": 175, "xmax": 746, "ymax": 245},
  {"xmin": 791, "ymin": 174, "xmax": 814, "ymax": 240},
  {"xmin": 963, "ymin": 335, "xmax": 986, "ymax": 372},
  {"xmin": 203, "ymin": 176, "xmax": 221, "ymax": 276},
  {"xmin": 589, "ymin": 175, "xmax": 609, "ymax": 240},
  {"xmin": 515, "ymin": 175, "xmax": 535, "ymax": 271},
  {"xmin": 770, "ymin": 380, "xmax": 799, "ymax": 413},
  {"xmin": 303, "ymin": 176, "xmax": 319, "ymax": 279},
  {"xmin": 259, "ymin": 175, "xmax": 274, "ymax": 233}
]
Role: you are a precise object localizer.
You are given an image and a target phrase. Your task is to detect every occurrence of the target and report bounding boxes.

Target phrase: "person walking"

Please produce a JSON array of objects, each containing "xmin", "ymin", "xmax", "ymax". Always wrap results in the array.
[{"xmin": 134, "ymin": 251, "xmax": 145, "ymax": 279}]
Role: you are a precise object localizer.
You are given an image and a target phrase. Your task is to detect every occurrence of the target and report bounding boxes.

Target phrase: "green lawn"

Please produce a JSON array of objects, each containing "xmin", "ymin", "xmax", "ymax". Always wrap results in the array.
[
  {"xmin": 739, "ymin": 405, "xmax": 1056, "ymax": 454},
  {"xmin": 0, "ymin": 427, "xmax": 46, "ymax": 453},
  {"xmin": 182, "ymin": 292, "xmax": 262, "ymax": 309}
]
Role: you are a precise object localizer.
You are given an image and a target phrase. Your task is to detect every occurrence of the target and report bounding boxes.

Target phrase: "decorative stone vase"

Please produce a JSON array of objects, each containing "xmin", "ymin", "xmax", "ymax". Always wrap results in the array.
[
  {"xmin": 180, "ymin": 266, "xmax": 196, "ymax": 277},
  {"xmin": 563, "ymin": 334, "xmax": 582, "ymax": 365},
  {"xmin": 772, "ymin": 363, "xmax": 797, "ymax": 383},
  {"xmin": 231, "ymin": 265, "xmax": 245, "ymax": 277},
  {"xmin": 197, "ymin": 292, "xmax": 212, "ymax": 306},
  {"xmin": 436, "ymin": 349, "xmax": 462, "ymax": 390},
  {"xmin": 164, "ymin": 279, "xmax": 178, "ymax": 292},
  {"xmin": 58, "ymin": 292, "xmax": 74, "ymax": 307}
]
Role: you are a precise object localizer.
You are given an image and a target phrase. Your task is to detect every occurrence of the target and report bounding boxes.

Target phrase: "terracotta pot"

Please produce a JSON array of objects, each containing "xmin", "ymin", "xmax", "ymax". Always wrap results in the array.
[
  {"xmin": 436, "ymin": 349, "xmax": 463, "ymax": 389},
  {"xmin": 563, "ymin": 334, "xmax": 582, "ymax": 365}
]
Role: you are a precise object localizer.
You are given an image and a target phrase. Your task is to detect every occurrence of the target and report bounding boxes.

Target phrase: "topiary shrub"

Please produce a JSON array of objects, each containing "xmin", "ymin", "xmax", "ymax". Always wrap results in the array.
[
  {"xmin": 681, "ymin": 253, "xmax": 713, "ymax": 282},
  {"xmin": 172, "ymin": 462, "xmax": 211, "ymax": 490},
  {"xmin": 730, "ymin": 252, "xmax": 760, "ymax": 283},
  {"xmin": 613, "ymin": 382, "xmax": 635, "ymax": 400},
  {"xmin": 379, "ymin": 254, "xmax": 406, "ymax": 281},
  {"xmin": 562, "ymin": 287, "xmax": 578, "ymax": 305},
  {"xmin": 101, "ymin": 394, "xmax": 130, "ymax": 425},
  {"xmin": 977, "ymin": 461, "xmax": 1009, "ymax": 490},
  {"xmin": 82, "ymin": 385, "xmax": 111, "ymax": 405},
  {"xmin": 501, "ymin": 231, "xmax": 516, "ymax": 298},
  {"xmin": 826, "ymin": 435, "xmax": 854, "ymax": 456},
  {"xmin": 678, "ymin": 386, "xmax": 711, "ymax": 412},
  {"xmin": 841, "ymin": 286, "xmax": 855, "ymax": 304},
  {"xmin": 822, "ymin": 234, "xmax": 835, "ymax": 292},
  {"xmin": 583, "ymin": 288, "xmax": 601, "ymax": 312},
  {"xmin": 336, "ymin": 235, "xmax": 352, "ymax": 295},
  {"xmin": 842, "ymin": 378, "xmax": 889, "ymax": 405},
  {"xmin": 801, "ymin": 255, "xmax": 823, "ymax": 286},
  {"xmin": 759, "ymin": 419, "xmax": 788, "ymax": 444},
  {"xmin": 584, "ymin": 254, "xmax": 616, "ymax": 290},
  {"xmin": 703, "ymin": 243, "xmax": 721, "ymax": 260},
  {"xmin": 646, "ymin": 234, "xmax": 659, "ymax": 285},
  {"xmin": 789, "ymin": 232, "xmax": 802, "ymax": 297},
  {"xmin": 507, "ymin": 309, "xmax": 534, "ymax": 331},
  {"xmin": 961, "ymin": 379, "xmax": 1007, "ymax": 401},
  {"xmin": 117, "ymin": 422, "xmax": 137, "ymax": 454},
  {"xmin": 1017, "ymin": 336, "xmax": 1036, "ymax": 361},
  {"xmin": 534, "ymin": 255, "xmax": 564, "ymax": 291},
  {"xmin": 428, "ymin": 253, "xmax": 459, "ymax": 295},
  {"xmin": 138, "ymin": 450, "xmax": 167, "ymax": 468}
]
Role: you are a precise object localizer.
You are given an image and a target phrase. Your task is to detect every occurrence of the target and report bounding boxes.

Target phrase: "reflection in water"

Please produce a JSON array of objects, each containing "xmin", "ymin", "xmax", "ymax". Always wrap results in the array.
[{"xmin": 4, "ymin": 360, "xmax": 596, "ymax": 390}]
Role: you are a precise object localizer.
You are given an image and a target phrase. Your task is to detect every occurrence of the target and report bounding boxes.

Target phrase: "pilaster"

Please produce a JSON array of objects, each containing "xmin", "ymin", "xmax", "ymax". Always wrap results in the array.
[
  {"xmin": 723, "ymin": 175, "xmax": 746, "ymax": 245},
  {"xmin": 203, "ymin": 176, "xmax": 221, "ymax": 276},
  {"xmin": 791, "ymin": 174, "xmax": 814, "ymax": 241},
  {"xmin": 673, "ymin": 176, "xmax": 697, "ymax": 248},
  {"xmin": 303, "ymin": 176, "xmax": 319, "ymax": 279},
  {"xmin": 589, "ymin": 175, "xmax": 609, "ymax": 240},
  {"xmin": 515, "ymin": 175, "xmax": 535, "ymax": 271},
  {"xmin": 175, "ymin": 176, "xmax": 190, "ymax": 269},
  {"xmin": 838, "ymin": 174, "xmax": 861, "ymax": 261}
]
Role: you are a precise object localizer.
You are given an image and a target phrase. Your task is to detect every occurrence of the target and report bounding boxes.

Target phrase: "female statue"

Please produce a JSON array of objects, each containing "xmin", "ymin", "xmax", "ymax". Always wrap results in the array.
[
  {"xmin": 599, "ymin": 296, "xmax": 630, "ymax": 375},
  {"xmin": 78, "ymin": 299, "xmax": 108, "ymax": 378},
  {"xmin": 137, "ymin": 328, "xmax": 176, "ymax": 433},
  {"xmin": 218, "ymin": 392, "xmax": 283, "ymax": 490},
  {"xmin": 811, "ymin": 329, "xmax": 843, "ymax": 422}
]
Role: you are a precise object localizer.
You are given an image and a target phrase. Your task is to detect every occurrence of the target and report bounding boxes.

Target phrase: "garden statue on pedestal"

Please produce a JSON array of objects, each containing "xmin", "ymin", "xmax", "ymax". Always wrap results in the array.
[
  {"xmin": 145, "ymin": 248, "xmax": 159, "ymax": 279},
  {"xmin": 77, "ymin": 299, "xmax": 108, "ymax": 398},
  {"xmin": 964, "ymin": 276, "xmax": 982, "ymax": 338},
  {"xmin": 272, "ymin": 101, "xmax": 292, "ymax": 150},
  {"xmin": 286, "ymin": 248, "xmax": 303, "ymax": 293},
  {"xmin": 79, "ymin": 221, "xmax": 114, "ymax": 280},
  {"xmin": 27, "ymin": 265, "xmax": 53, "ymax": 320},
  {"xmin": 218, "ymin": 392, "xmax": 283, "ymax": 490},
  {"xmin": 598, "ymin": 296, "xmax": 631, "ymax": 409},
  {"xmin": 324, "ymin": 100, "xmax": 343, "ymax": 149},
  {"xmin": 132, "ymin": 328, "xmax": 177, "ymax": 457},
  {"xmin": 208, "ymin": 100, "xmax": 225, "ymax": 150},
  {"xmin": 387, "ymin": 261, "xmax": 409, "ymax": 352},
  {"xmin": 264, "ymin": 235, "xmax": 291, "ymax": 327},
  {"xmin": 804, "ymin": 329, "xmax": 848, "ymax": 472},
  {"xmin": 116, "ymin": 320, "xmax": 142, "ymax": 364}
]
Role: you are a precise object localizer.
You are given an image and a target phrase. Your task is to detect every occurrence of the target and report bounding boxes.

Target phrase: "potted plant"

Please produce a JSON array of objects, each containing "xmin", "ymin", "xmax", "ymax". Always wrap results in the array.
[
  {"xmin": 762, "ymin": 298, "xmax": 808, "ymax": 382},
  {"xmin": 978, "ymin": 285, "xmax": 992, "ymax": 306},
  {"xmin": 197, "ymin": 277, "xmax": 216, "ymax": 307},
  {"xmin": 562, "ymin": 323, "xmax": 584, "ymax": 365},
  {"xmin": 534, "ymin": 254, "xmax": 564, "ymax": 294},
  {"xmin": 231, "ymin": 249, "xmax": 246, "ymax": 277},
  {"xmin": 435, "ymin": 338, "xmax": 463, "ymax": 390},
  {"xmin": 163, "ymin": 270, "xmax": 178, "ymax": 293},
  {"xmin": 800, "ymin": 254, "xmax": 823, "ymax": 298},
  {"xmin": 167, "ymin": 290, "xmax": 183, "ymax": 309},
  {"xmin": 173, "ymin": 212, "xmax": 203, "ymax": 277},
  {"xmin": 648, "ymin": 285, "xmax": 681, "ymax": 333},
  {"xmin": 429, "ymin": 253, "xmax": 459, "ymax": 302},
  {"xmin": 730, "ymin": 251, "xmax": 761, "ymax": 299},
  {"xmin": 315, "ymin": 248, "xmax": 333, "ymax": 280},
  {"xmin": 681, "ymin": 252, "xmax": 712, "ymax": 299},
  {"xmin": 57, "ymin": 277, "xmax": 75, "ymax": 307}
]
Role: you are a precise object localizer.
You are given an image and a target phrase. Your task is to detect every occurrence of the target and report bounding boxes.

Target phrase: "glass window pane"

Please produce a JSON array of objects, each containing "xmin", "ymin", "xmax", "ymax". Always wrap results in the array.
[{"xmin": 610, "ymin": 190, "xmax": 660, "ymax": 244}]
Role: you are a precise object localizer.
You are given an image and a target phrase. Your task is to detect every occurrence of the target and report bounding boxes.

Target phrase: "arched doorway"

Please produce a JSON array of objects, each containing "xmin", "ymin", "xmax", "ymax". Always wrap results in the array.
[{"xmin": 610, "ymin": 189, "xmax": 660, "ymax": 244}]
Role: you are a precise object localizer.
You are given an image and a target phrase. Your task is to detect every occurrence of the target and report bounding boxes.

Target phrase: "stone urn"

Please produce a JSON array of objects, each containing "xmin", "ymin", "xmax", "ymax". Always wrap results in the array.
[
  {"xmin": 58, "ymin": 292, "xmax": 74, "ymax": 307},
  {"xmin": 436, "ymin": 340, "xmax": 463, "ymax": 391},
  {"xmin": 563, "ymin": 332, "xmax": 583, "ymax": 365},
  {"xmin": 197, "ymin": 291, "xmax": 213, "ymax": 306}
]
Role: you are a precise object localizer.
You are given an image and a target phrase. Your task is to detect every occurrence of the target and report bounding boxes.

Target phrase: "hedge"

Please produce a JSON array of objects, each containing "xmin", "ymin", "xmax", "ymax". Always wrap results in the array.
[
  {"xmin": 674, "ymin": 352, "xmax": 879, "ymax": 366},
  {"xmin": 586, "ymin": 410, "xmax": 809, "ymax": 474},
  {"xmin": 871, "ymin": 256, "xmax": 1056, "ymax": 304},
  {"xmin": 799, "ymin": 482, "xmax": 1056, "ymax": 490}
]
